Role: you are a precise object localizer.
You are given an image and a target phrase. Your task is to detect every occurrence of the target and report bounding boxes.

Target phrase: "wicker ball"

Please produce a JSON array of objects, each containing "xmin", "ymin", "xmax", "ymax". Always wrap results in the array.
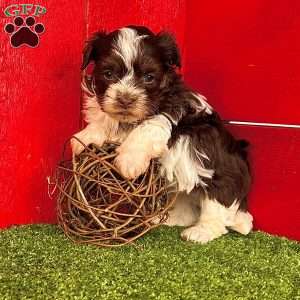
[{"xmin": 56, "ymin": 140, "xmax": 176, "ymax": 247}]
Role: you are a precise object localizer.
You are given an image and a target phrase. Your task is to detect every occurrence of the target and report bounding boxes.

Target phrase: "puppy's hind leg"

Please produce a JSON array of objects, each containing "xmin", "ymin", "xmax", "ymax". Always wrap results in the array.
[
  {"xmin": 229, "ymin": 210, "xmax": 253, "ymax": 235},
  {"xmin": 181, "ymin": 197, "xmax": 240, "ymax": 243},
  {"xmin": 162, "ymin": 192, "xmax": 199, "ymax": 227}
]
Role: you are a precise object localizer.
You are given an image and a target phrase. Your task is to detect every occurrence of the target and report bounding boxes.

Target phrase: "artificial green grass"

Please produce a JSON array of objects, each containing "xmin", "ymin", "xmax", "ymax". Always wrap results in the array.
[{"xmin": 0, "ymin": 225, "xmax": 299, "ymax": 300}]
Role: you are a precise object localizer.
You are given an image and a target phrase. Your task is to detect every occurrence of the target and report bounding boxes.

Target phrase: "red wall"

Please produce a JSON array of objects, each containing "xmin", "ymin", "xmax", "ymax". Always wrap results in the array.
[
  {"xmin": 227, "ymin": 126, "xmax": 300, "ymax": 240},
  {"xmin": 1, "ymin": 0, "xmax": 299, "ymax": 240},
  {"xmin": 185, "ymin": 0, "xmax": 300, "ymax": 124},
  {"xmin": 0, "ymin": 0, "xmax": 84, "ymax": 226}
]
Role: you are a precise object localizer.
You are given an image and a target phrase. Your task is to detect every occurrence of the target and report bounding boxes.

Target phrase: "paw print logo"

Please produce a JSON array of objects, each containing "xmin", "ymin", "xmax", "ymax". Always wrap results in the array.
[{"xmin": 4, "ymin": 16, "xmax": 45, "ymax": 48}]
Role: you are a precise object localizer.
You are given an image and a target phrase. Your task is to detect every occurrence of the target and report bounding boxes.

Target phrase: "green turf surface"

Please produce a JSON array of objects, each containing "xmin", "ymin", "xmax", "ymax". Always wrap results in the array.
[{"xmin": 0, "ymin": 225, "xmax": 299, "ymax": 300}]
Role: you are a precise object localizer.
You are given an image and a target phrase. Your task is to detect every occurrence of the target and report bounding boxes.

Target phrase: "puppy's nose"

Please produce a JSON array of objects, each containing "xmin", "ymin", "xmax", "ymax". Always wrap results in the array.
[{"xmin": 116, "ymin": 95, "xmax": 135, "ymax": 107}]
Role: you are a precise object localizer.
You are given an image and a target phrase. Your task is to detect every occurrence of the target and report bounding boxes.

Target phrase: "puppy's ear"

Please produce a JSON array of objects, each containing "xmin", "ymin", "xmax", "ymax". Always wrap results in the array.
[
  {"xmin": 81, "ymin": 31, "xmax": 108, "ymax": 70},
  {"xmin": 156, "ymin": 32, "xmax": 181, "ymax": 68}
]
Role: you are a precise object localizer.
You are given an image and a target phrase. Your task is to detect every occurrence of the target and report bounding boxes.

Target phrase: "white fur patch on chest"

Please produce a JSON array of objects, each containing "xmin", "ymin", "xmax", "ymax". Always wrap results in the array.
[{"xmin": 160, "ymin": 135, "xmax": 214, "ymax": 194}]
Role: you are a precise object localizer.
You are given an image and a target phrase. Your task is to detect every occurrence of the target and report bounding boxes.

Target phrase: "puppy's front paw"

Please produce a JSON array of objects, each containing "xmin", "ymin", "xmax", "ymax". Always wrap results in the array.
[
  {"xmin": 181, "ymin": 224, "xmax": 228, "ymax": 244},
  {"xmin": 71, "ymin": 137, "xmax": 86, "ymax": 155},
  {"xmin": 71, "ymin": 128, "xmax": 105, "ymax": 155},
  {"xmin": 114, "ymin": 148, "xmax": 150, "ymax": 179}
]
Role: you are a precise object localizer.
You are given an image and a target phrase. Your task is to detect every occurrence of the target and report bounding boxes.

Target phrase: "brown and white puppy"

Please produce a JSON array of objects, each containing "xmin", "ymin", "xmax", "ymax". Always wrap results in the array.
[{"xmin": 72, "ymin": 25, "xmax": 253, "ymax": 243}]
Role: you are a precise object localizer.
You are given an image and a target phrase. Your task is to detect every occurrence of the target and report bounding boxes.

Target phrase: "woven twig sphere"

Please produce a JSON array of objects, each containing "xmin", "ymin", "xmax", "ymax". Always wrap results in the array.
[{"xmin": 56, "ymin": 140, "xmax": 176, "ymax": 247}]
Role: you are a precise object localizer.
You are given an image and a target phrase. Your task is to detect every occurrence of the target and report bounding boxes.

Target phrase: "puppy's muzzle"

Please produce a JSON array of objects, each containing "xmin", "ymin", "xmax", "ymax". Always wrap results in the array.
[{"xmin": 116, "ymin": 93, "xmax": 138, "ymax": 109}]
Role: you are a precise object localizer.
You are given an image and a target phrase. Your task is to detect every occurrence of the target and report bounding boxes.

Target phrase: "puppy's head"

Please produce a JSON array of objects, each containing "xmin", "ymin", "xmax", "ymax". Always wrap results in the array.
[{"xmin": 82, "ymin": 26, "xmax": 181, "ymax": 123}]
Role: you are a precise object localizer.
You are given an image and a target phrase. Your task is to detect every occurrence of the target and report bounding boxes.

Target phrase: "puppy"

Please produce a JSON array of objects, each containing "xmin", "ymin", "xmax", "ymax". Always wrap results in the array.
[{"xmin": 72, "ymin": 25, "xmax": 253, "ymax": 243}]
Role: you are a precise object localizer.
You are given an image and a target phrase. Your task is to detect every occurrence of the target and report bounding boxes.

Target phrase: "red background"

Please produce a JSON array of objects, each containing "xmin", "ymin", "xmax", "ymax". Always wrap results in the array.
[{"xmin": 0, "ymin": 0, "xmax": 299, "ymax": 240}]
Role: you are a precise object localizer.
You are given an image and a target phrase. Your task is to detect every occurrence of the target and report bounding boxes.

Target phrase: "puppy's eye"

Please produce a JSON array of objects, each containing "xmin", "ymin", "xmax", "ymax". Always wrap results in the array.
[
  {"xmin": 143, "ymin": 73, "xmax": 155, "ymax": 84},
  {"xmin": 103, "ymin": 70, "xmax": 114, "ymax": 80}
]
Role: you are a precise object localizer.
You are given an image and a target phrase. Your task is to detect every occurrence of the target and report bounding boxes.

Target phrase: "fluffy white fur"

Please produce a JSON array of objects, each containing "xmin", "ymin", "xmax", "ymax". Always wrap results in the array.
[
  {"xmin": 160, "ymin": 135, "xmax": 214, "ymax": 193},
  {"xmin": 113, "ymin": 28, "xmax": 145, "ymax": 69}
]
